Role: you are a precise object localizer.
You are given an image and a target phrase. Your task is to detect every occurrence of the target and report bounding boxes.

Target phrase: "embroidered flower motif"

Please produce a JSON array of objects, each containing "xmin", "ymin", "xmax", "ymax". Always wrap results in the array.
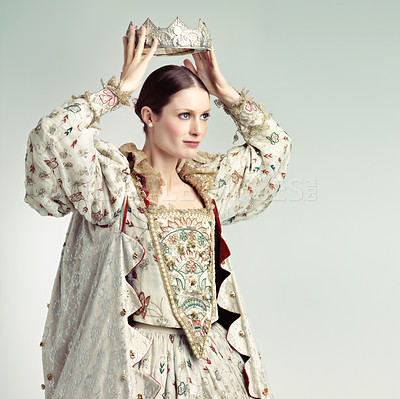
[
  {"xmin": 162, "ymin": 242, "xmax": 169, "ymax": 255},
  {"xmin": 179, "ymin": 231, "xmax": 188, "ymax": 241},
  {"xmin": 92, "ymin": 209, "xmax": 109, "ymax": 222},
  {"xmin": 134, "ymin": 291, "xmax": 151, "ymax": 318},
  {"xmin": 244, "ymin": 101, "xmax": 258, "ymax": 113},
  {"xmin": 69, "ymin": 192, "xmax": 84, "ymax": 202},
  {"xmin": 266, "ymin": 131, "xmax": 279, "ymax": 144},
  {"xmin": 99, "ymin": 88, "xmax": 118, "ymax": 107},
  {"xmin": 168, "ymin": 234, "xmax": 178, "ymax": 245},
  {"xmin": 177, "ymin": 381, "xmax": 187, "ymax": 396},
  {"xmin": 185, "ymin": 259, "xmax": 196, "ymax": 273},
  {"xmin": 39, "ymin": 172, "xmax": 50, "ymax": 179},
  {"xmin": 63, "ymin": 103, "xmax": 81, "ymax": 113},
  {"xmin": 44, "ymin": 158, "xmax": 59, "ymax": 170},
  {"xmin": 231, "ymin": 170, "xmax": 243, "ymax": 184}
]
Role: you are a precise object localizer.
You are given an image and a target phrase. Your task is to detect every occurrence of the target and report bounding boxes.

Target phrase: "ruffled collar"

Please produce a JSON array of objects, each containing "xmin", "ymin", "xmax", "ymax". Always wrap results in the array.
[{"xmin": 118, "ymin": 142, "xmax": 219, "ymax": 213}]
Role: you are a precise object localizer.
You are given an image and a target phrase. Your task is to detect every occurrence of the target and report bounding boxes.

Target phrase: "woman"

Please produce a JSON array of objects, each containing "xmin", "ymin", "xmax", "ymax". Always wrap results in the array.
[{"xmin": 25, "ymin": 23, "xmax": 292, "ymax": 398}]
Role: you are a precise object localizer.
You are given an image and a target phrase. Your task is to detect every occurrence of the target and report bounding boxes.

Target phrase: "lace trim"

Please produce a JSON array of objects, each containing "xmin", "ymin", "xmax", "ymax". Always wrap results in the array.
[
  {"xmin": 70, "ymin": 76, "xmax": 133, "ymax": 129},
  {"xmin": 178, "ymin": 157, "xmax": 219, "ymax": 212},
  {"xmin": 118, "ymin": 143, "xmax": 215, "ymax": 215},
  {"xmin": 100, "ymin": 75, "xmax": 133, "ymax": 108},
  {"xmin": 119, "ymin": 143, "xmax": 165, "ymax": 209},
  {"xmin": 214, "ymin": 88, "xmax": 273, "ymax": 143},
  {"xmin": 71, "ymin": 90, "xmax": 102, "ymax": 128},
  {"xmin": 151, "ymin": 203, "xmax": 211, "ymax": 214}
]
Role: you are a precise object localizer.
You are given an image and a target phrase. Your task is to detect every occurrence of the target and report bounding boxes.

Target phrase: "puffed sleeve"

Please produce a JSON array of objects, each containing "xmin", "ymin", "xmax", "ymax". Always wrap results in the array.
[
  {"xmin": 24, "ymin": 76, "xmax": 133, "ymax": 226},
  {"xmin": 207, "ymin": 88, "xmax": 293, "ymax": 225}
]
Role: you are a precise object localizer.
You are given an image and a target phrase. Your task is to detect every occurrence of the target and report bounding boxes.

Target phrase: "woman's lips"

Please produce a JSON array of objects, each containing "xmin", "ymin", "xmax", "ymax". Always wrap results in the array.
[{"xmin": 183, "ymin": 141, "xmax": 199, "ymax": 148}]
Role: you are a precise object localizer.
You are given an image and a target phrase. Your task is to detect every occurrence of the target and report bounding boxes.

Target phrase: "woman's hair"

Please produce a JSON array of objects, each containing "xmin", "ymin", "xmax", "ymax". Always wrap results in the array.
[{"xmin": 134, "ymin": 65, "xmax": 209, "ymax": 132}]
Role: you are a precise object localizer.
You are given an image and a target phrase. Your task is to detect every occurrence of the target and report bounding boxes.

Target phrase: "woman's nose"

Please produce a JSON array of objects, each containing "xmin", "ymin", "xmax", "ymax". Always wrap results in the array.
[{"xmin": 190, "ymin": 119, "xmax": 203, "ymax": 136}]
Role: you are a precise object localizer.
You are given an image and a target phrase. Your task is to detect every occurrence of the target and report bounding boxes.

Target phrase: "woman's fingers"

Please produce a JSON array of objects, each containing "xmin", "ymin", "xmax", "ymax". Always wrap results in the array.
[
  {"xmin": 144, "ymin": 38, "xmax": 159, "ymax": 60},
  {"xmin": 210, "ymin": 45, "xmax": 217, "ymax": 61},
  {"xmin": 126, "ymin": 25, "xmax": 136, "ymax": 64},
  {"xmin": 183, "ymin": 59, "xmax": 197, "ymax": 75},
  {"xmin": 122, "ymin": 36, "xmax": 128, "ymax": 67},
  {"xmin": 134, "ymin": 25, "xmax": 147, "ymax": 59},
  {"xmin": 192, "ymin": 52, "xmax": 205, "ymax": 70}
]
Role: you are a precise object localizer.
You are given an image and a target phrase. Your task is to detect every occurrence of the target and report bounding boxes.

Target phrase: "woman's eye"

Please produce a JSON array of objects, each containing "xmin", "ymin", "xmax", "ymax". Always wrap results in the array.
[
  {"xmin": 179, "ymin": 113, "xmax": 190, "ymax": 119},
  {"xmin": 201, "ymin": 113, "xmax": 210, "ymax": 120}
]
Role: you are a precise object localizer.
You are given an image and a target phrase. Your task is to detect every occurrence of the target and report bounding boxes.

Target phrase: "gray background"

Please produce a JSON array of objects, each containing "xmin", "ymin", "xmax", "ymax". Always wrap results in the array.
[{"xmin": 1, "ymin": 0, "xmax": 399, "ymax": 398}]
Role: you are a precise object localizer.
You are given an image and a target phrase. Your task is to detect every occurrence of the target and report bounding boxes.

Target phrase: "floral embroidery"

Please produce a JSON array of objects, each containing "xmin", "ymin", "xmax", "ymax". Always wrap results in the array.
[
  {"xmin": 150, "ymin": 210, "xmax": 217, "ymax": 360},
  {"xmin": 69, "ymin": 192, "xmax": 84, "ymax": 202},
  {"xmin": 177, "ymin": 381, "xmax": 187, "ymax": 396},
  {"xmin": 134, "ymin": 291, "xmax": 151, "ymax": 318}
]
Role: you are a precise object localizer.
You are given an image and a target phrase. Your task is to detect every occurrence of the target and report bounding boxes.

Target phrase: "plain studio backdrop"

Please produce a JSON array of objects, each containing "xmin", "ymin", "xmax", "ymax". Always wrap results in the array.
[{"xmin": 1, "ymin": 0, "xmax": 399, "ymax": 398}]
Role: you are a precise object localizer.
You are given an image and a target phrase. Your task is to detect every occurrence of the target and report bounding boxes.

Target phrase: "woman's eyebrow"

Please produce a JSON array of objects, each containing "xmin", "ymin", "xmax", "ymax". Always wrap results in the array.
[{"xmin": 176, "ymin": 108, "xmax": 211, "ymax": 113}]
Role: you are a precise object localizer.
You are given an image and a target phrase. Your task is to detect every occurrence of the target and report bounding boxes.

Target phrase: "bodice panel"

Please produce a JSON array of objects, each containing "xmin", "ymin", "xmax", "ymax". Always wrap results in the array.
[{"xmin": 129, "ymin": 207, "xmax": 218, "ymax": 359}]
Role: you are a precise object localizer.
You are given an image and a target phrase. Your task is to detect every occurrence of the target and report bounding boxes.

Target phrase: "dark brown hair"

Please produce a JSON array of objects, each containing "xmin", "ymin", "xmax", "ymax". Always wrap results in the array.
[{"xmin": 134, "ymin": 65, "xmax": 209, "ymax": 132}]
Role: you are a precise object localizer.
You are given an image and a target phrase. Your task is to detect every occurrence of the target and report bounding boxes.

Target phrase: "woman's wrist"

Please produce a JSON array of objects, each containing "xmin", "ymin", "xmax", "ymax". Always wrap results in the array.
[
  {"xmin": 119, "ymin": 79, "xmax": 135, "ymax": 95},
  {"xmin": 215, "ymin": 87, "xmax": 241, "ymax": 109},
  {"xmin": 100, "ymin": 76, "xmax": 133, "ymax": 107}
]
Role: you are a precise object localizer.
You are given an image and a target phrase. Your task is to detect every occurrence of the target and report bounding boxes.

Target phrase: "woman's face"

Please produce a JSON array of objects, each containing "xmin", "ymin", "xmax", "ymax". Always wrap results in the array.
[{"xmin": 150, "ymin": 86, "xmax": 211, "ymax": 160}]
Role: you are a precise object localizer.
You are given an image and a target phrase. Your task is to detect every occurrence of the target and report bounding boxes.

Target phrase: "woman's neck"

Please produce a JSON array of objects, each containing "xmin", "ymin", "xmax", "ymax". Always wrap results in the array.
[{"xmin": 141, "ymin": 142, "xmax": 182, "ymax": 192}]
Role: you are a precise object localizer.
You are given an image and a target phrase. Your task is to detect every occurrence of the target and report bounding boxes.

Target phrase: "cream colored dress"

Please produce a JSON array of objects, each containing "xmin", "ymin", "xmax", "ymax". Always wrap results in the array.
[{"xmin": 24, "ymin": 76, "xmax": 292, "ymax": 398}]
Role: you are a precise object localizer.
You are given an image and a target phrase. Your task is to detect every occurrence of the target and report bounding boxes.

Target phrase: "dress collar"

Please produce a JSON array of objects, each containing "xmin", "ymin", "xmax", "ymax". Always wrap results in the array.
[{"xmin": 118, "ymin": 142, "xmax": 219, "ymax": 213}]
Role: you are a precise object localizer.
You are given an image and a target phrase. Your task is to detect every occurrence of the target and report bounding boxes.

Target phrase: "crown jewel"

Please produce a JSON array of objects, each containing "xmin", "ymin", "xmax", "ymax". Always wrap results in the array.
[{"xmin": 126, "ymin": 17, "xmax": 212, "ymax": 56}]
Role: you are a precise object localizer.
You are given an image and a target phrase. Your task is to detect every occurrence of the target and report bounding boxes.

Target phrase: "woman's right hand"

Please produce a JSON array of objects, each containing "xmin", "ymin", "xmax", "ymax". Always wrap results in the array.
[{"xmin": 119, "ymin": 25, "xmax": 158, "ymax": 93}]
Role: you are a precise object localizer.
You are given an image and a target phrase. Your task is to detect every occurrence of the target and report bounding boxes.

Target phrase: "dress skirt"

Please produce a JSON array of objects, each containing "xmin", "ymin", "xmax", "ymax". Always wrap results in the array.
[{"xmin": 131, "ymin": 321, "xmax": 252, "ymax": 398}]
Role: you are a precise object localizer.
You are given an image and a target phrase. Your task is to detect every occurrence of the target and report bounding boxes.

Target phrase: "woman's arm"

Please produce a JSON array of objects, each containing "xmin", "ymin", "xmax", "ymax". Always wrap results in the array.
[
  {"xmin": 183, "ymin": 46, "xmax": 293, "ymax": 225},
  {"xmin": 24, "ymin": 24, "xmax": 159, "ymax": 225},
  {"xmin": 208, "ymin": 90, "xmax": 292, "ymax": 225},
  {"xmin": 24, "ymin": 79, "xmax": 132, "ymax": 224}
]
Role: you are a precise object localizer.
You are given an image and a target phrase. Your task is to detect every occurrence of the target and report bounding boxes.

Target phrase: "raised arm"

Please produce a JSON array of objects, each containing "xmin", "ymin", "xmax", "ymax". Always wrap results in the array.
[
  {"xmin": 24, "ymin": 24, "xmax": 159, "ymax": 225},
  {"xmin": 183, "ymin": 46, "xmax": 293, "ymax": 225},
  {"xmin": 209, "ymin": 90, "xmax": 292, "ymax": 224}
]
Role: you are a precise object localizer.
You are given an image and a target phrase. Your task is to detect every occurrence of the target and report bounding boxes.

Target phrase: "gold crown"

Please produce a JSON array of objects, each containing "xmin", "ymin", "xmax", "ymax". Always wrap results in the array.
[{"xmin": 126, "ymin": 17, "xmax": 212, "ymax": 56}]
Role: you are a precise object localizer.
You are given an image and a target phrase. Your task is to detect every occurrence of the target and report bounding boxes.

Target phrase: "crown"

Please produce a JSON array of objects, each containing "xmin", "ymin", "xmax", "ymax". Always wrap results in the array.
[{"xmin": 126, "ymin": 17, "xmax": 212, "ymax": 56}]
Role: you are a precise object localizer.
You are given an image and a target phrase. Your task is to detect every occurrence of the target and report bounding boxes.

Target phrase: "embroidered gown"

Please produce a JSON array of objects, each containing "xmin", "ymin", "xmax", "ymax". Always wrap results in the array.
[{"xmin": 24, "ymin": 76, "xmax": 292, "ymax": 398}]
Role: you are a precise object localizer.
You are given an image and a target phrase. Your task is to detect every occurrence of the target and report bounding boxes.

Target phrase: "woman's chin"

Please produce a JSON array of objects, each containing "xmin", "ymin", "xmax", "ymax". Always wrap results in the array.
[{"xmin": 176, "ymin": 147, "xmax": 199, "ymax": 160}]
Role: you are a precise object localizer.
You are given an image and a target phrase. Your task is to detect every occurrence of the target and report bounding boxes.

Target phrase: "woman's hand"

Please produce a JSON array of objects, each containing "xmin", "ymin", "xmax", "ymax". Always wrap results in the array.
[
  {"xmin": 183, "ymin": 45, "xmax": 240, "ymax": 108},
  {"xmin": 119, "ymin": 25, "xmax": 159, "ymax": 93}
]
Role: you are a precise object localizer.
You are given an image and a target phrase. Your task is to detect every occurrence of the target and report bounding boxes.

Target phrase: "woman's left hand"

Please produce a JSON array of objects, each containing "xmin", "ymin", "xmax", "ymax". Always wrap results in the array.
[{"xmin": 183, "ymin": 45, "xmax": 240, "ymax": 108}]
